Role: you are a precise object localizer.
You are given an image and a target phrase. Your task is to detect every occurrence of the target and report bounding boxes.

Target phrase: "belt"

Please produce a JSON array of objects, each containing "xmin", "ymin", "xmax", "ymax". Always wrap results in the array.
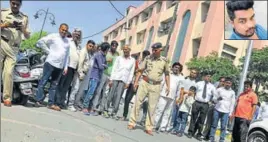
[
  {"xmin": 1, "ymin": 36, "xmax": 19, "ymax": 47},
  {"xmin": 195, "ymin": 100, "xmax": 209, "ymax": 104},
  {"xmin": 1, "ymin": 36, "xmax": 9, "ymax": 43},
  {"xmin": 142, "ymin": 75, "xmax": 161, "ymax": 85}
]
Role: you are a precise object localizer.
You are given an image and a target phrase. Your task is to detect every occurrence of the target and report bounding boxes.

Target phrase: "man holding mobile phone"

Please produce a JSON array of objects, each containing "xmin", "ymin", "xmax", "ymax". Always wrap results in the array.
[{"xmin": 1, "ymin": 0, "xmax": 30, "ymax": 107}]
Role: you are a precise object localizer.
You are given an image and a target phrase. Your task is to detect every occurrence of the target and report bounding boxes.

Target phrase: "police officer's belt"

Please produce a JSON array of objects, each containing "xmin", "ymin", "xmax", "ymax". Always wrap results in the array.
[
  {"xmin": 142, "ymin": 75, "xmax": 161, "ymax": 85},
  {"xmin": 1, "ymin": 36, "xmax": 19, "ymax": 47},
  {"xmin": 1, "ymin": 35, "xmax": 9, "ymax": 43}
]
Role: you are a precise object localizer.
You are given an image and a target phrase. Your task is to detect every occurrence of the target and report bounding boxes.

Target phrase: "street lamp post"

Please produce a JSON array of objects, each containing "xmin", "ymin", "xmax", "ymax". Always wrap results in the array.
[
  {"xmin": 237, "ymin": 40, "xmax": 254, "ymax": 95},
  {"xmin": 34, "ymin": 8, "xmax": 56, "ymax": 39}
]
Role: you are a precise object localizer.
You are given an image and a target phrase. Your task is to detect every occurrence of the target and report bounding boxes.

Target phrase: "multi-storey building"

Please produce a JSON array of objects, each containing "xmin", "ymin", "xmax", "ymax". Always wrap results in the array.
[{"xmin": 103, "ymin": 1, "xmax": 268, "ymax": 74}]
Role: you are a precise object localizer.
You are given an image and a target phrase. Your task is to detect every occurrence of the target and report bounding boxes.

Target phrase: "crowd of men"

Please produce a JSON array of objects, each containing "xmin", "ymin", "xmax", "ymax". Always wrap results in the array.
[{"xmin": 1, "ymin": 1, "xmax": 268, "ymax": 142}]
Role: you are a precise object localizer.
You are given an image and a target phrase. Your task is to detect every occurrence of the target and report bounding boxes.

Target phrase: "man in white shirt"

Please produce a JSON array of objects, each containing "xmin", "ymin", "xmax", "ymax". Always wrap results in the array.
[
  {"xmin": 209, "ymin": 77, "xmax": 235, "ymax": 142},
  {"xmin": 203, "ymin": 77, "xmax": 226, "ymax": 141},
  {"xmin": 34, "ymin": 23, "xmax": 70, "ymax": 111},
  {"xmin": 104, "ymin": 45, "xmax": 136, "ymax": 117},
  {"xmin": 55, "ymin": 28, "xmax": 82, "ymax": 109},
  {"xmin": 186, "ymin": 72, "xmax": 217, "ymax": 141},
  {"xmin": 154, "ymin": 62, "xmax": 184, "ymax": 132}
]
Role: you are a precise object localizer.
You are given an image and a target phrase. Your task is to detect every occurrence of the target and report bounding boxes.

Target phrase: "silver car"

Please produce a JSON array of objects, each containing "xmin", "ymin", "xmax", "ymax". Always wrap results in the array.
[{"xmin": 247, "ymin": 118, "xmax": 268, "ymax": 142}]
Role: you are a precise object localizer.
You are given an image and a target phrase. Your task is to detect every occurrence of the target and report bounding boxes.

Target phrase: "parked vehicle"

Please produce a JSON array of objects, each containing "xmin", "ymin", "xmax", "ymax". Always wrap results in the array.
[
  {"xmin": 247, "ymin": 118, "xmax": 268, "ymax": 142},
  {"xmin": 1, "ymin": 56, "xmax": 38, "ymax": 105},
  {"xmin": 28, "ymin": 53, "xmax": 50, "ymax": 101}
]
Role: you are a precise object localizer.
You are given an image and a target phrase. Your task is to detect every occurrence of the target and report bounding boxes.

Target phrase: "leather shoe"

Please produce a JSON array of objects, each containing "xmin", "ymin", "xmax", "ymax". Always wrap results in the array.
[
  {"xmin": 186, "ymin": 133, "xmax": 193, "ymax": 138},
  {"xmin": 145, "ymin": 130, "xmax": 153, "ymax": 136},
  {"xmin": 195, "ymin": 135, "xmax": 203, "ymax": 141},
  {"xmin": 127, "ymin": 125, "xmax": 135, "ymax": 130},
  {"xmin": 48, "ymin": 105, "xmax": 61, "ymax": 111},
  {"xmin": 3, "ymin": 100, "xmax": 12, "ymax": 107}
]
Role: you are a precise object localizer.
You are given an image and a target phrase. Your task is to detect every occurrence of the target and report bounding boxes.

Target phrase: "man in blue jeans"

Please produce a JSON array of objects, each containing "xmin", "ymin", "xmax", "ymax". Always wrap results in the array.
[
  {"xmin": 34, "ymin": 23, "xmax": 70, "ymax": 111},
  {"xmin": 210, "ymin": 77, "xmax": 236, "ymax": 142},
  {"xmin": 82, "ymin": 42, "xmax": 110, "ymax": 115}
]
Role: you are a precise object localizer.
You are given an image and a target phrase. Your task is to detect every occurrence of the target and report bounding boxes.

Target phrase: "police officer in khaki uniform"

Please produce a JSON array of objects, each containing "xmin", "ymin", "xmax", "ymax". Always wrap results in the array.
[
  {"xmin": 128, "ymin": 42, "xmax": 170, "ymax": 135},
  {"xmin": 0, "ymin": 0, "xmax": 30, "ymax": 107}
]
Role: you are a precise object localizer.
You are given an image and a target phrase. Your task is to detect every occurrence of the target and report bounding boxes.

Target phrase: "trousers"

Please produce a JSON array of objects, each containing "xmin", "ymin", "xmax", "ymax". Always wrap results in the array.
[
  {"xmin": 0, "ymin": 39, "xmax": 18, "ymax": 101},
  {"xmin": 128, "ymin": 80, "xmax": 161, "ymax": 131},
  {"xmin": 154, "ymin": 96, "xmax": 174, "ymax": 131}
]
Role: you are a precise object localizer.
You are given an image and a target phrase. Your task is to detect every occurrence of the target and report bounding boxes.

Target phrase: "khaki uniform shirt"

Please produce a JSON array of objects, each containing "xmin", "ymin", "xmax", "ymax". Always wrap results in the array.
[
  {"xmin": 1, "ymin": 8, "xmax": 30, "ymax": 46},
  {"xmin": 140, "ymin": 55, "xmax": 170, "ymax": 82}
]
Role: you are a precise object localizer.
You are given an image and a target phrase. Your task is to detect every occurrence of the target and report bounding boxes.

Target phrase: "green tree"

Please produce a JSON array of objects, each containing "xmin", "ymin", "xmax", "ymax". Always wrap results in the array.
[
  {"xmin": 240, "ymin": 46, "xmax": 268, "ymax": 92},
  {"xmin": 186, "ymin": 52, "xmax": 240, "ymax": 89},
  {"xmin": 20, "ymin": 31, "xmax": 48, "ymax": 51}
]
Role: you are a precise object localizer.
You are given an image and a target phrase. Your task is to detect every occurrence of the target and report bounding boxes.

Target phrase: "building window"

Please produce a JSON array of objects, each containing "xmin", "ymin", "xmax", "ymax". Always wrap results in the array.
[
  {"xmin": 145, "ymin": 27, "xmax": 154, "ymax": 50},
  {"xmin": 104, "ymin": 36, "xmax": 108, "ymax": 42},
  {"xmin": 223, "ymin": 44, "xmax": 237, "ymax": 54},
  {"xmin": 137, "ymin": 30, "xmax": 146, "ymax": 45},
  {"xmin": 141, "ymin": 9, "xmax": 150, "ymax": 23},
  {"xmin": 192, "ymin": 38, "xmax": 201, "ymax": 58},
  {"xmin": 128, "ymin": 19, "xmax": 133, "ymax": 29},
  {"xmin": 129, "ymin": 36, "xmax": 132, "ymax": 45},
  {"xmin": 201, "ymin": 1, "xmax": 211, "ymax": 23},
  {"xmin": 221, "ymin": 51, "xmax": 236, "ymax": 61},
  {"xmin": 166, "ymin": 0, "xmax": 176, "ymax": 9},
  {"xmin": 135, "ymin": 16, "xmax": 139, "ymax": 25},
  {"xmin": 172, "ymin": 10, "xmax": 191, "ymax": 63},
  {"xmin": 112, "ymin": 30, "xmax": 118, "ymax": 39},
  {"xmin": 120, "ymin": 39, "xmax": 126, "ymax": 48},
  {"xmin": 156, "ymin": 2, "xmax": 162, "ymax": 13},
  {"xmin": 158, "ymin": 18, "xmax": 172, "ymax": 37}
]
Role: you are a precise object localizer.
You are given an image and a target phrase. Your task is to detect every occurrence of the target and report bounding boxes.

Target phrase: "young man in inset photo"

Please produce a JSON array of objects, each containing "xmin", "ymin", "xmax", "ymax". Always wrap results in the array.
[{"xmin": 226, "ymin": 0, "xmax": 268, "ymax": 40}]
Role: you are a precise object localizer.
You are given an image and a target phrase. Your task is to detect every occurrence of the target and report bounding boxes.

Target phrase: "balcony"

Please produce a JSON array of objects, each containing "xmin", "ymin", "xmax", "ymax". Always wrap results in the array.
[
  {"xmin": 192, "ymin": 22, "xmax": 205, "ymax": 39},
  {"xmin": 159, "ymin": 5, "xmax": 175, "ymax": 23},
  {"xmin": 136, "ymin": 20, "xmax": 148, "ymax": 33}
]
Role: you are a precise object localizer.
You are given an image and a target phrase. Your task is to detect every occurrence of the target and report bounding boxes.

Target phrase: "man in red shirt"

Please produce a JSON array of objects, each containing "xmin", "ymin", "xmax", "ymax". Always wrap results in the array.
[{"xmin": 231, "ymin": 80, "xmax": 258, "ymax": 142}]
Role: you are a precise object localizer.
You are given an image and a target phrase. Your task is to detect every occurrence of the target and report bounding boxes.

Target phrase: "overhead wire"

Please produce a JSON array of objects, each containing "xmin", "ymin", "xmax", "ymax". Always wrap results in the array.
[
  {"xmin": 108, "ymin": 0, "xmax": 125, "ymax": 17},
  {"xmin": 82, "ymin": 0, "xmax": 125, "ymax": 39}
]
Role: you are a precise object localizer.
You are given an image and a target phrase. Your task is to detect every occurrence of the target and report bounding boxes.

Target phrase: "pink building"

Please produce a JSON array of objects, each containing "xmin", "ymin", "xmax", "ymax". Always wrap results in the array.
[{"xmin": 103, "ymin": 1, "xmax": 268, "ymax": 74}]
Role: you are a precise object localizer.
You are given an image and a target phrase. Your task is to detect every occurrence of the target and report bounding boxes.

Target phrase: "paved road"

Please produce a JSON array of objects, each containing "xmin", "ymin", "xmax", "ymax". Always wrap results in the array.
[
  {"xmin": 1, "ymin": 103, "xmax": 203, "ymax": 142},
  {"xmin": 1, "ymin": 101, "xmax": 231, "ymax": 142}
]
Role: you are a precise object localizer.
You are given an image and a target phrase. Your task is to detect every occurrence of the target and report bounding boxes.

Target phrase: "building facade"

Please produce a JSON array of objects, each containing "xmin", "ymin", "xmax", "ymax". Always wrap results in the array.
[{"xmin": 103, "ymin": 1, "xmax": 268, "ymax": 74}]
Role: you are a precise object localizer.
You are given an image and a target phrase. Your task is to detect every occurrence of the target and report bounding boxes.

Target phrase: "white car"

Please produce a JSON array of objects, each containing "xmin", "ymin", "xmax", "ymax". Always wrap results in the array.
[{"xmin": 247, "ymin": 118, "xmax": 268, "ymax": 142}]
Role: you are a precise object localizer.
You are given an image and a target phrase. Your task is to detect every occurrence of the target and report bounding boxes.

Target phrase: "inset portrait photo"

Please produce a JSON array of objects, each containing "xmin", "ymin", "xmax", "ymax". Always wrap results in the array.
[{"xmin": 224, "ymin": 0, "xmax": 268, "ymax": 40}]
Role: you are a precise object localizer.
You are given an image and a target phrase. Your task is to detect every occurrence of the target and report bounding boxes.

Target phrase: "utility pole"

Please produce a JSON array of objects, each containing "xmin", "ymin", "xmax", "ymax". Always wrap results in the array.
[
  {"xmin": 237, "ymin": 40, "xmax": 254, "ymax": 95},
  {"xmin": 163, "ymin": 2, "xmax": 179, "ymax": 57}
]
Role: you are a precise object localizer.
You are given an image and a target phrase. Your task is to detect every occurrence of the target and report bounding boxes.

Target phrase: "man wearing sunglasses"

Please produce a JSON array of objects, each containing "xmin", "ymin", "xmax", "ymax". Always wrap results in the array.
[
  {"xmin": 1, "ymin": 0, "xmax": 30, "ymax": 107},
  {"xmin": 128, "ymin": 42, "xmax": 170, "ymax": 136}
]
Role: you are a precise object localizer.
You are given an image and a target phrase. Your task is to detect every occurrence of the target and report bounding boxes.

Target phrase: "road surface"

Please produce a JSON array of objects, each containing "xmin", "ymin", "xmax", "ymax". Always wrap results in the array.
[{"xmin": 1, "ymin": 103, "xmax": 229, "ymax": 142}]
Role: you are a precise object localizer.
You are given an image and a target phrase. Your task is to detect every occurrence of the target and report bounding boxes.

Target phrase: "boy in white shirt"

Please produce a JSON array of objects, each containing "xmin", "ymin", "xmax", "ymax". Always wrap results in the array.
[
  {"xmin": 154, "ymin": 62, "xmax": 184, "ymax": 132},
  {"xmin": 171, "ymin": 86, "xmax": 196, "ymax": 136}
]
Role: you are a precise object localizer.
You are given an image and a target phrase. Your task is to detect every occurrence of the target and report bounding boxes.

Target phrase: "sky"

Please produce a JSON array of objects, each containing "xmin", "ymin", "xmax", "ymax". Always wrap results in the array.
[{"xmin": 1, "ymin": 1, "xmax": 143, "ymax": 46}]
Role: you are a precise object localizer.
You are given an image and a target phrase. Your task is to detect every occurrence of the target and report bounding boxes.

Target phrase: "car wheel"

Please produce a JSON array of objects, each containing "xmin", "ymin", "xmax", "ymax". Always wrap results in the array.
[{"xmin": 248, "ymin": 131, "xmax": 267, "ymax": 142}]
